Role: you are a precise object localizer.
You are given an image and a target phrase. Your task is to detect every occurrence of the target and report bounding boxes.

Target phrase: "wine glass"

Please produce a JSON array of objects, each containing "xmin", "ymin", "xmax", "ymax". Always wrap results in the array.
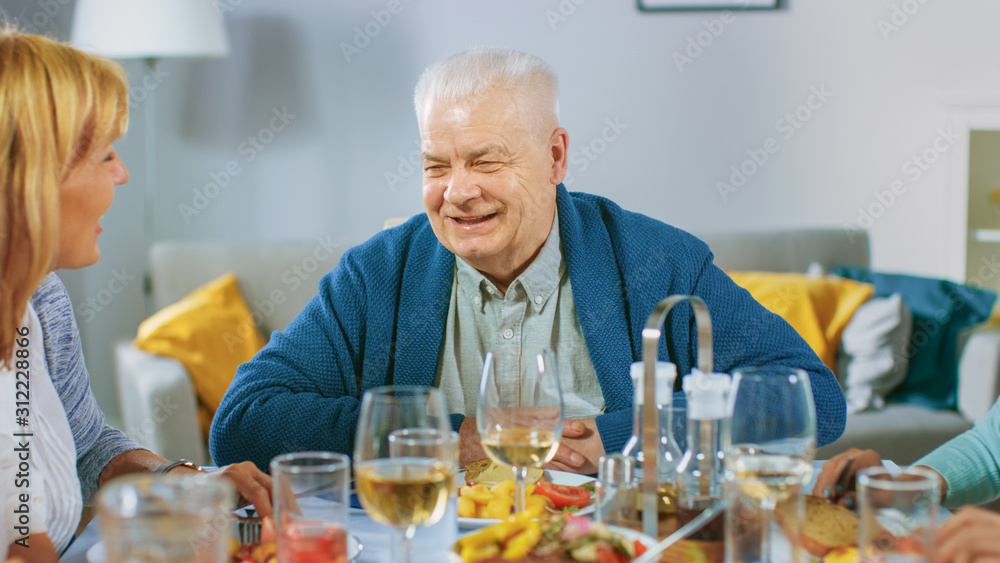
[
  {"xmin": 354, "ymin": 386, "xmax": 457, "ymax": 563},
  {"xmin": 477, "ymin": 347, "xmax": 564, "ymax": 514},
  {"xmin": 724, "ymin": 366, "xmax": 817, "ymax": 563}
]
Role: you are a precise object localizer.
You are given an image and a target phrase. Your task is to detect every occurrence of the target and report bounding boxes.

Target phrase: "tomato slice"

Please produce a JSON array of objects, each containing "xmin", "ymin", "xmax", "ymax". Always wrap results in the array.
[
  {"xmin": 595, "ymin": 547, "xmax": 619, "ymax": 563},
  {"xmin": 633, "ymin": 539, "xmax": 647, "ymax": 558},
  {"xmin": 533, "ymin": 481, "xmax": 591, "ymax": 509}
]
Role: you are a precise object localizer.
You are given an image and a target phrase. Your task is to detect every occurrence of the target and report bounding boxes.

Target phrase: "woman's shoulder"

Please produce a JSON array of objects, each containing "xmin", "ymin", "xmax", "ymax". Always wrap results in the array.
[
  {"xmin": 29, "ymin": 273, "xmax": 75, "ymax": 326},
  {"xmin": 28, "ymin": 273, "xmax": 81, "ymax": 365},
  {"xmin": 31, "ymin": 272, "xmax": 70, "ymax": 301}
]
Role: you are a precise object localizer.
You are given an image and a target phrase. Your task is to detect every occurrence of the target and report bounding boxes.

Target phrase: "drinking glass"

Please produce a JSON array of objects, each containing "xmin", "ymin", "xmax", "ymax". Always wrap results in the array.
[
  {"xmin": 354, "ymin": 386, "xmax": 456, "ymax": 563},
  {"xmin": 270, "ymin": 451, "xmax": 351, "ymax": 563},
  {"xmin": 724, "ymin": 366, "xmax": 817, "ymax": 563},
  {"xmin": 857, "ymin": 467, "xmax": 940, "ymax": 563},
  {"xmin": 477, "ymin": 347, "xmax": 564, "ymax": 513},
  {"xmin": 97, "ymin": 474, "xmax": 233, "ymax": 563}
]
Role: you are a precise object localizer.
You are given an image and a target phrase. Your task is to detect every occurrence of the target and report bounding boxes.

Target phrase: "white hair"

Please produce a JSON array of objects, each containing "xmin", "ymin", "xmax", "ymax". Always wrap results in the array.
[{"xmin": 413, "ymin": 47, "xmax": 560, "ymax": 138}]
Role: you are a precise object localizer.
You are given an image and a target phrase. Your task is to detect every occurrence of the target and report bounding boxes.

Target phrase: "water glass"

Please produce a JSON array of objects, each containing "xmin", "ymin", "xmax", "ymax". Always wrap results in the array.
[
  {"xmin": 724, "ymin": 366, "xmax": 816, "ymax": 563},
  {"xmin": 271, "ymin": 451, "xmax": 351, "ymax": 563},
  {"xmin": 97, "ymin": 474, "xmax": 234, "ymax": 563},
  {"xmin": 857, "ymin": 467, "xmax": 940, "ymax": 563}
]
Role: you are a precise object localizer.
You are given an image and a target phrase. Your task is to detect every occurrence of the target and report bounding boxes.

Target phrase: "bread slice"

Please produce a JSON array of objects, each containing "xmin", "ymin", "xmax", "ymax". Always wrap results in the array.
[
  {"xmin": 464, "ymin": 459, "xmax": 494, "ymax": 484},
  {"xmin": 799, "ymin": 495, "xmax": 859, "ymax": 557},
  {"xmin": 464, "ymin": 459, "xmax": 544, "ymax": 486}
]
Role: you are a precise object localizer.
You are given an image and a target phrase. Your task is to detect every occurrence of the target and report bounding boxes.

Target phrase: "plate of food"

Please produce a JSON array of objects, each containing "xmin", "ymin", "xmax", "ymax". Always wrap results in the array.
[
  {"xmin": 773, "ymin": 494, "xmax": 860, "ymax": 563},
  {"xmin": 228, "ymin": 534, "xmax": 362, "ymax": 563},
  {"xmin": 457, "ymin": 459, "xmax": 596, "ymax": 528},
  {"xmin": 452, "ymin": 512, "xmax": 654, "ymax": 562}
]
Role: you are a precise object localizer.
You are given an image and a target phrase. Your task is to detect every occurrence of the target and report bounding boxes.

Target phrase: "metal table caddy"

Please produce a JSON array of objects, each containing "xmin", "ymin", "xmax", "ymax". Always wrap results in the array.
[{"xmin": 632, "ymin": 295, "xmax": 729, "ymax": 563}]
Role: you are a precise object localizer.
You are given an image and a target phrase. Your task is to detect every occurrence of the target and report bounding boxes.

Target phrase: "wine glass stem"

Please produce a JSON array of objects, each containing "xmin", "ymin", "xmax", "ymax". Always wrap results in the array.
[
  {"xmin": 760, "ymin": 498, "xmax": 776, "ymax": 563},
  {"xmin": 392, "ymin": 524, "xmax": 417, "ymax": 563},
  {"xmin": 514, "ymin": 465, "xmax": 529, "ymax": 514}
]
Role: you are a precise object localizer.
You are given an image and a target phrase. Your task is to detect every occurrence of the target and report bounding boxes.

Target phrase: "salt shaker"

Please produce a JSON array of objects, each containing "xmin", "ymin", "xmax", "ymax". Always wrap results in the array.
[{"xmin": 596, "ymin": 454, "xmax": 641, "ymax": 531}]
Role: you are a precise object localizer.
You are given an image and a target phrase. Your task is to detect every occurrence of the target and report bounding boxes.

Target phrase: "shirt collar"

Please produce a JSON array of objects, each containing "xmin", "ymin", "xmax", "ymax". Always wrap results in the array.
[{"xmin": 455, "ymin": 213, "xmax": 564, "ymax": 314}]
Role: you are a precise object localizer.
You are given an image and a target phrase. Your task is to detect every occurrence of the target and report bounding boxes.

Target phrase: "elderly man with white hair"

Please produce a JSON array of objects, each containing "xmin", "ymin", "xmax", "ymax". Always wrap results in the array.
[{"xmin": 210, "ymin": 47, "xmax": 846, "ymax": 474}]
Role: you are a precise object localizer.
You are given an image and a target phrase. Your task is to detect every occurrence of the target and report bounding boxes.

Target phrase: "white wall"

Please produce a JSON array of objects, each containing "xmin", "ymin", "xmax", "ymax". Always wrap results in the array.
[{"xmin": 4, "ymin": 0, "xmax": 999, "ymax": 422}]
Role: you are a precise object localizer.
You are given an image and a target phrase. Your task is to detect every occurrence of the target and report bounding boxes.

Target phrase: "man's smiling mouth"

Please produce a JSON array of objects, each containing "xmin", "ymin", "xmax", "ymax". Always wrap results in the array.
[{"xmin": 451, "ymin": 213, "xmax": 497, "ymax": 225}]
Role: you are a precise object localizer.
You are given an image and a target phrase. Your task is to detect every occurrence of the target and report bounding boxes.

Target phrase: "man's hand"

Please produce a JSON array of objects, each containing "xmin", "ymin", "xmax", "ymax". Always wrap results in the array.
[
  {"xmin": 811, "ymin": 448, "xmax": 882, "ymax": 508},
  {"xmin": 458, "ymin": 417, "xmax": 604, "ymax": 475},
  {"xmin": 547, "ymin": 419, "xmax": 603, "ymax": 475},
  {"xmin": 458, "ymin": 417, "xmax": 487, "ymax": 467},
  {"xmin": 933, "ymin": 506, "xmax": 1000, "ymax": 563}
]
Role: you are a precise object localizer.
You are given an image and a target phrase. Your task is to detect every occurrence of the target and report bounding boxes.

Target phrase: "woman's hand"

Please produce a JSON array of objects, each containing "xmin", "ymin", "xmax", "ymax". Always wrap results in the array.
[
  {"xmin": 933, "ymin": 506, "xmax": 1000, "ymax": 563},
  {"xmin": 811, "ymin": 448, "xmax": 882, "ymax": 508},
  {"xmin": 208, "ymin": 461, "xmax": 273, "ymax": 518},
  {"xmin": 101, "ymin": 451, "xmax": 274, "ymax": 517},
  {"xmin": 6, "ymin": 533, "xmax": 58, "ymax": 563}
]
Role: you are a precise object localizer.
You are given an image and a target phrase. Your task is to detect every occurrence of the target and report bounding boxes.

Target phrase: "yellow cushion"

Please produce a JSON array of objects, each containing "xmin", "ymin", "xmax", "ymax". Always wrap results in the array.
[
  {"xmin": 134, "ymin": 273, "xmax": 266, "ymax": 440},
  {"xmin": 728, "ymin": 272, "xmax": 875, "ymax": 370}
]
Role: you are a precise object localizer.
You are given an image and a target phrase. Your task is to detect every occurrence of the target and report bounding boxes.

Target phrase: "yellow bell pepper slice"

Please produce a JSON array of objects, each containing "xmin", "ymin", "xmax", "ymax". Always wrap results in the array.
[{"xmin": 500, "ymin": 521, "xmax": 542, "ymax": 561}]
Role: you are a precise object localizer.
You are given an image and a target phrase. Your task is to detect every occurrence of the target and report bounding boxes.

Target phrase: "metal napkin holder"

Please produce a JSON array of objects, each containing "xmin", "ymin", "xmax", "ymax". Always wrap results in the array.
[{"xmin": 639, "ymin": 295, "xmax": 713, "ymax": 540}]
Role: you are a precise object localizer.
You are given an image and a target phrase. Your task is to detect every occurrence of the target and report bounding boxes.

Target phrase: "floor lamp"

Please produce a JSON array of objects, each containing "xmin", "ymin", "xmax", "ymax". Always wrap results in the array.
[{"xmin": 71, "ymin": 0, "xmax": 229, "ymax": 311}]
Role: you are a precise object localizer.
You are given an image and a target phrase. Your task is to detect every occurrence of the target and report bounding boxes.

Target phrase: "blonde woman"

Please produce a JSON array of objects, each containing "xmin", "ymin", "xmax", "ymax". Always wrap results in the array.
[{"xmin": 0, "ymin": 29, "xmax": 272, "ymax": 562}]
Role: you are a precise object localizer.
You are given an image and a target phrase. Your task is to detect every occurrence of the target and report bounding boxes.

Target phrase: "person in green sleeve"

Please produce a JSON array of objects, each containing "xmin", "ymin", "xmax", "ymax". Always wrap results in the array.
[{"xmin": 815, "ymin": 394, "xmax": 1000, "ymax": 562}]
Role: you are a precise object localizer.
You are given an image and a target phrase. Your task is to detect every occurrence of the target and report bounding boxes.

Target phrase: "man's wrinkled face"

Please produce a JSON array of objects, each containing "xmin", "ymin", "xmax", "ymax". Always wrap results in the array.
[{"xmin": 420, "ymin": 90, "xmax": 562, "ymax": 279}]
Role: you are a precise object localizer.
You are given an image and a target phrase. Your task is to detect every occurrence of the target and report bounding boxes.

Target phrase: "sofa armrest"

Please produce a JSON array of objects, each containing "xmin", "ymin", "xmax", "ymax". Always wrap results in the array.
[
  {"xmin": 114, "ymin": 342, "xmax": 206, "ymax": 465},
  {"xmin": 958, "ymin": 326, "xmax": 1000, "ymax": 422}
]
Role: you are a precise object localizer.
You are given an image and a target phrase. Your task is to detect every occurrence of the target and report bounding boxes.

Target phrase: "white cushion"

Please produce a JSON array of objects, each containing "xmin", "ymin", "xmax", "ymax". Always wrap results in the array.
[{"xmin": 836, "ymin": 294, "xmax": 913, "ymax": 413}]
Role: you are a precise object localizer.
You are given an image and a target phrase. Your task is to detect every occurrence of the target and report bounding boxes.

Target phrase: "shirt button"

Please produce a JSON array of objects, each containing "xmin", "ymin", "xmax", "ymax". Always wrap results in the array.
[
  {"xmin": 487, "ymin": 287, "xmax": 496, "ymax": 296},
  {"xmin": 534, "ymin": 295, "xmax": 543, "ymax": 305},
  {"xmin": 502, "ymin": 328, "xmax": 514, "ymax": 340},
  {"xmin": 474, "ymin": 296, "xmax": 481, "ymax": 305}
]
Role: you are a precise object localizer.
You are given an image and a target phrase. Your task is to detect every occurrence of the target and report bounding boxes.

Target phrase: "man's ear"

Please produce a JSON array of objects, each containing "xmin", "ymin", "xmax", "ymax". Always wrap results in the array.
[{"xmin": 548, "ymin": 127, "xmax": 569, "ymax": 186}]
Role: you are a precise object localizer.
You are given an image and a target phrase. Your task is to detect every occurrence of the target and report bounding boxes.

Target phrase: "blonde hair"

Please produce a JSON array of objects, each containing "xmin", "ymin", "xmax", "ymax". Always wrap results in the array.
[
  {"xmin": 0, "ymin": 27, "xmax": 129, "ymax": 367},
  {"xmin": 414, "ymin": 47, "xmax": 560, "ymax": 140}
]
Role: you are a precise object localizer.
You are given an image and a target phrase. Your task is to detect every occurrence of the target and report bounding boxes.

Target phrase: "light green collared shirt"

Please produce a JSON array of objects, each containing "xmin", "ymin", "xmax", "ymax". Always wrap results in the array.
[{"xmin": 434, "ymin": 215, "xmax": 605, "ymax": 419}]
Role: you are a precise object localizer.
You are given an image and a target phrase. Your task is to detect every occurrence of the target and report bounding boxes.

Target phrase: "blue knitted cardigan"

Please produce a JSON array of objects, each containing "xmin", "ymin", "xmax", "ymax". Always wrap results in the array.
[{"xmin": 210, "ymin": 186, "xmax": 846, "ymax": 469}]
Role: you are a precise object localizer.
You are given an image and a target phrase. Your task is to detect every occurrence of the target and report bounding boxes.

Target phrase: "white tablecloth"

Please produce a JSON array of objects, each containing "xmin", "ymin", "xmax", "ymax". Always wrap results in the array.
[
  {"xmin": 58, "ymin": 460, "xmax": 890, "ymax": 563},
  {"xmin": 62, "ymin": 499, "xmax": 458, "ymax": 563}
]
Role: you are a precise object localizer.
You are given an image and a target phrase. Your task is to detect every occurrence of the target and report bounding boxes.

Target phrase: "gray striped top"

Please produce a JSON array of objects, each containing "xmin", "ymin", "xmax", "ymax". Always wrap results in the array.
[{"xmin": 30, "ymin": 273, "xmax": 145, "ymax": 504}]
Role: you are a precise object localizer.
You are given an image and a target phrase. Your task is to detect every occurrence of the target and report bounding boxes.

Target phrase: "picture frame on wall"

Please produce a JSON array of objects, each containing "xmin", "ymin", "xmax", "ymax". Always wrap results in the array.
[{"xmin": 638, "ymin": 0, "xmax": 781, "ymax": 11}]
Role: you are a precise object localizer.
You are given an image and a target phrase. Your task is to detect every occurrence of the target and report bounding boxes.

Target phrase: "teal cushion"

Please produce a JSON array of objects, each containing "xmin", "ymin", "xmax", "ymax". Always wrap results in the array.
[{"xmin": 833, "ymin": 265, "xmax": 996, "ymax": 410}]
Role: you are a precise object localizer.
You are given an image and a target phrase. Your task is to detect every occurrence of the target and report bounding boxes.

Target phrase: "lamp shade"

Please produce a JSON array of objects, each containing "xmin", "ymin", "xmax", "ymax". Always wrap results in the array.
[{"xmin": 71, "ymin": 0, "xmax": 228, "ymax": 59}]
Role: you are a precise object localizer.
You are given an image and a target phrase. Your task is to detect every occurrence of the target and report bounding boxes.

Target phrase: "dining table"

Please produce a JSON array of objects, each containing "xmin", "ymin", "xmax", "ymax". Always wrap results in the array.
[
  {"xmin": 60, "ymin": 460, "xmax": 911, "ymax": 563},
  {"xmin": 62, "ymin": 498, "xmax": 459, "ymax": 563}
]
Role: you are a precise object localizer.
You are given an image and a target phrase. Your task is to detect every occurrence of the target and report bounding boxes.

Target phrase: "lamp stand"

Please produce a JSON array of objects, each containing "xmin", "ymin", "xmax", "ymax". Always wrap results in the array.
[{"xmin": 143, "ymin": 57, "xmax": 159, "ymax": 316}]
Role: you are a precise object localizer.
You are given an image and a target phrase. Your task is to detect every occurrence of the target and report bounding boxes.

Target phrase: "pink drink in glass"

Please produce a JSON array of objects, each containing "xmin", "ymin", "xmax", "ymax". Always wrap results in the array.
[{"xmin": 277, "ymin": 521, "xmax": 347, "ymax": 563}]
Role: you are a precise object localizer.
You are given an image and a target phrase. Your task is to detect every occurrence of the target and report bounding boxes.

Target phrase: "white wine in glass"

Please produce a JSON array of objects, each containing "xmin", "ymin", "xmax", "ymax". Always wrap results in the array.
[
  {"xmin": 354, "ymin": 387, "xmax": 456, "ymax": 563},
  {"xmin": 477, "ymin": 348, "xmax": 564, "ymax": 514}
]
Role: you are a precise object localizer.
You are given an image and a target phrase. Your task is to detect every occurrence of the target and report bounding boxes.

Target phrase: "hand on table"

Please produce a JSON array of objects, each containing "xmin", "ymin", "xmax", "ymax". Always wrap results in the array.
[
  {"xmin": 457, "ymin": 417, "xmax": 604, "ymax": 475},
  {"xmin": 171, "ymin": 461, "xmax": 274, "ymax": 518},
  {"xmin": 458, "ymin": 417, "xmax": 488, "ymax": 467},
  {"xmin": 811, "ymin": 448, "xmax": 882, "ymax": 508},
  {"xmin": 546, "ymin": 419, "xmax": 603, "ymax": 475},
  {"xmin": 215, "ymin": 461, "xmax": 274, "ymax": 517},
  {"xmin": 933, "ymin": 506, "xmax": 1000, "ymax": 563}
]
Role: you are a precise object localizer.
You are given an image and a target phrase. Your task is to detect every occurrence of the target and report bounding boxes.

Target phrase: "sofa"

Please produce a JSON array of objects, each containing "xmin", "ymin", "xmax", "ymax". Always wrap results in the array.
[{"xmin": 114, "ymin": 228, "xmax": 1000, "ymax": 466}]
